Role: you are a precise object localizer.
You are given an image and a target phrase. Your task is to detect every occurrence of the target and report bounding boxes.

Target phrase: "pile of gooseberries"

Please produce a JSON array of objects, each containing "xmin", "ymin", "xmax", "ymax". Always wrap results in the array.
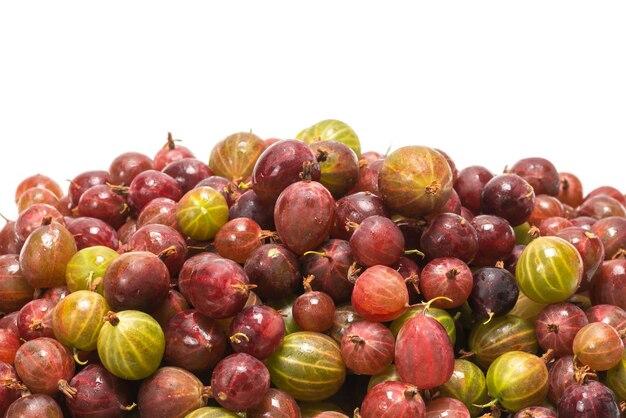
[{"xmin": 1, "ymin": 121, "xmax": 625, "ymax": 418}]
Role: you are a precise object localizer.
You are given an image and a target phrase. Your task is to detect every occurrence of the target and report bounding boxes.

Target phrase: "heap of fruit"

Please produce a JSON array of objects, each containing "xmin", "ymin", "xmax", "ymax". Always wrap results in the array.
[{"xmin": 1, "ymin": 120, "xmax": 625, "ymax": 418}]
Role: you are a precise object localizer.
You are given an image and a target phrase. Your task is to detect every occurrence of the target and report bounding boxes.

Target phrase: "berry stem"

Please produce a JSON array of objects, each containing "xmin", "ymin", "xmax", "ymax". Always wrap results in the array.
[
  {"xmin": 73, "ymin": 347, "xmax": 88, "ymax": 366},
  {"xmin": 58, "ymin": 379, "xmax": 78, "ymax": 399},
  {"xmin": 302, "ymin": 250, "xmax": 328, "ymax": 258},
  {"xmin": 104, "ymin": 311, "xmax": 120, "ymax": 326}
]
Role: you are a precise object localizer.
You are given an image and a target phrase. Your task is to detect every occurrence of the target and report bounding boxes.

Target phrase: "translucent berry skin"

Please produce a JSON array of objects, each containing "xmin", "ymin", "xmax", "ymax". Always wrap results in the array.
[
  {"xmin": 210, "ymin": 353, "xmax": 270, "ymax": 412},
  {"xmin": 331, "ymin": 192, "xmax": 387, "ymax": 241},
  {"xmin": 77, "ymin": 185, "xmax": 129, "ymax": 229},
  {"xmin": 229, "ymin": 305, "xmax": 285, "ymax": 360},
  {"xmin": 128, "ymin": 170, "xmax": 182, "ymax": 214},
  {"xmin": 293, "ymin": 290, "xmax": 335, "ymax": 332},
  {"xmin": 300, "ymin": 239, "xmax": 354, "ymax": 304},
  {"xmin": 246, "ymin": 388, "xmax": 301, "ymax": 418},
  {"xmin": 351, "ymin": 265, "xmax": 408, "ymax": 322},
  {"xmin": 454, "ymin": 165, "xmax": 494, "ymax": 219},
  {"xmin": 395, "ymin": 312, "xmax": 454, "ymax": 389},
  {"xmin": 378, "ymin": 145, "xmax": 453, "ymax": 218},
  {"xmin": 359, "ymin": 381, "xmax": 426, "ymax": 418},
  {"xmin": 109, "ymin": 151, "xmax": 154, "ymax": 186},
  {"xmin": 471, "ymin": 215, "xmax": 515, "ymax": 267},
  {"xmin": 14, "ymin": 337, "xmax": 75, "ymax": 395},
  {"xmin": 209, "ymin": 131, "xmax": 266, "ymax": 182},
  {"xmin": 176, "ymin": 186, "xmax": 229, "ymax": 241},
  {"xmin": 163, "ymin": 157, "xmax": 213, "ymax": 193},
  {"xmin": 557, "ymin": 380, "xmax": 621, "ymax": 418},
  {"xmin": 274, "ymin": 181, "xmax": 335, "ymax": 255},
  {"xmin": 534, "ymin": 302, "xmax": 588, "ymax": 357},
  {"xmin": 340, "ymin": 320, "xmax": 395, "ymax": 375},
  {"xmin": 572, "ymin": 322, "xmax": 624, "ymax": 371},
  {"xmin": 349, "ymin": 215, "xmax": 404, "ymax": 267}
]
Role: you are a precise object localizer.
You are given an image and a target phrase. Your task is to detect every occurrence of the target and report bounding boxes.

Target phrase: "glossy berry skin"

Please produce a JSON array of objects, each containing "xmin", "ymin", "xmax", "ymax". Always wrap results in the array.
[
  {"xmin": 419, "ymin": 257, "xmax": 473, "ymax": 309},
  {"xmin": 229, "ymin": 305, "xmax": 285, "ymax": 360},
  {"xmin": 352, "ymin": 158, "xmax": 384, "ymax": 195},
  {"xmin": 420, "ymin": 213, "xmax": 479, "ymax": 263},
  {"xmin": 558, "ymin": 380, "xmax": 621, "ymax": 418},
  {"xmin": 359, "ymin": 381, "xmax": 426, "ymax": 418},
  {"xmin": 17, "ymin": 298, "xmax": 55, "ymax": 341},
  {"xmin": 586, "ymin": 304, "xmax": 626, "ymax": 343},
  {"xmin": 341, "ymin": 320, "xmax": 394, "ymax": 375},
  {"xmin": 252, "ymin": 139, "xmax": 321, "ymax": 203},
  {"xmin": 109, "ymin": 151, "xmax": 154, "ymax": 186},
  {"xmin": 274, "ymin": 181, "xmax": 335, "ymax": 255},
  {"xmin": 246, "ymin": 388, "xmax": 301, "ymax": 418},
  {"xmin": 176, "ymin": 186, "xmax": 229, "ymax": 241},
  {"xmin": 395, "ymin": 311, "xmax": 454, "ymax": 389},
  {"xmin": 485, "ymin": 351, "xmax": 549, "ymax": 413},
  {"xmin": 589, "ymin": 259, "xmax": 626, "ymax": 310},
  {"xmin": 331, "ymin": 192, "xmax": 387, "ymax": 241},
  {"xmin": 228, "ymin": 190, "xmax": 275, "ymax": 230},
  {"xmin": 509, "ymin": 157, "xmax": 560, "ymax": 197},
  {"xmin": 15, "ymin": 174, "xmax": 63, "ymax": 203},
  {"xmin": 52, "ymin": 290, "xmax": 110, "ymax": 352},
  {"xmin": 350, "ymin": 215, "xmax": 404, "ymax": 267},
  {"xmin": 128, "ymin": 223, "xmax": 188, "ymax": 277},
  {"xmin": 244, "ymin": 244, "xmax": 300, "ymax": 299},
  {"xmin": 103, "ymin": 251, "xmax": 170, "ymax": 312},
  {"xmin": 454, "ymin": 165, "xmax": 494, "ymax": 215},
  {"xmin": 214, "ymin": 218, "xmax": 267, "ymax": 264},
  {"xmin": 163, "ymin": 157, "xmax": 213, "ymax": 193},
  {"xmin": 128, "ymin": 169, "xmax": 182, "ymax": 214},
  {"xmin": 186, "ymin": 257, "xmax": 253, "ymax": 319},
  {"xmin": 68, "ymin": 170, "xmax": 111, "ymax": 208},
  {"xmin": 468, "ymin": 267, "xmax": 519, "ymax": 320},
  {"xmin": 150, "ymin": 287, "xmax": 190, "ymax": 327},
  {"xmin": 300, "ymin": 239, "xmax": 354, "ymax": 303},
  {"xmin": 211, "ymin": 353, "xmax": 270, "ymax": 412},
  {"xmin": 0, "ymin": 254, "xmax": 34, "ymax": 314},
  {"xmin": 19, "ymin": 221, "xmax": 77, "ymax": 288},
  {"xmin": 138, "ymin": 366, "xmax": 208, "ymax": 418},
  {"xmin": 591, "ymin": 216, "xmax": 626, "ymax": 260},
  {"xmin": 65, "ymin": 364, "xmax": 133, "ymax": 418},
  {"xmin": 572, "ymin": 322, "xmax": 624, "ymax": 370},
  {"xmin": 352, "ymin": 265, "xmax": 409, "ymax": 322},
  {"xmin": 436, "ymin": 359, "xmax": 488, "ymax": 417},
  {"xmin": 471, "ymin": 215, "xmax": 516, "ymax": 266},
  {"xmin": 556, "ymin": 227, "xmax": 605, "ymax": 292},
  {"xmin": 97, "ymin": 310, "xmax": 165, "ymax": 380},
  {"xmin": 0, "ymin": 362, "xmax": 21, "ymax": 415},
  {"xmin": 469, "ymin": 315, "xmax": 538, "ymax": 369},
  {"xmin": 154, "ymin": 133, "xmax": 195, "ymax": 170},
  {"xmin": 196, "ymin": 175, "xmax": 240, "ymax": 207},
  {"xmin": 0, "ymin": 221, "xmax": 22, "ymax": 255},
  {"xmin": 548, "ymin": 355, "xmax": 576, "ymax": 405},
  {"xmin": 293, "ymin": 289, "xmax": 336, "ymax": 332},
  {"xmin": 136, "ymin": 197, "xmax": 178, "ymax": 230},
  {"xmin": 77, "ymin": 185, "xmax": 129, "ymax": 229},
  {"xmin": 516, "ymin": 236, "xmax": 583, "ymax": 303},
  {"xmin": 164, "ymin": 309, "xmax": 227, "ymax": 372},
  {"xmin": 328, "ymin": 303, "xmax": 363, "ymax": 344},
  {"xmin": 425, "ymin": 397, "xmax": 470, "ymax": 418},
  {"xmin": 578, "ymin": 195, "xmax": 626, "ymax": 219},
  {"xmin": 14, "ymin": 337, "xmax": 75, "ymax": 396},
  {"xmin": 558, "ymin": 172, "xmax": 584, "ymax": 207},
  {"xmin": 380, "ymin": 147, "xmax": 453, "ymax": 217},
  {"xmin": 14, "ymin": 203, "xmax": 65, "ymax": 244},
  {"xmin": 481, "ymin": 174, "xmax": 536, "ymax": 226},
  {"xmin": 535, "ymin": 303, "xmax": 588, "ymax": 357},
  {"xmin": 297, "ymin": 119, "xmax": 361, "ymax": 157},
  {"xmin": 4, "ymin": 394, "xmax": 63, "ymax": 418},
  {"xmin": 66, "ymin": 216, "xmax": 119, "ymax": 250},
  {"xmin": 209, "ymin": 131, "xmax": 266, "ymax": 182},
  {"xmin": 310, "ymin": 140, "xmax": 359, "ymax": 198},
  {"xmin": 0, "ymin": 330, "xmax": 19, "ymax": 365},
  {"xmin": 528, "ymin": 195, "xmax": 564, "ymax": 227}
]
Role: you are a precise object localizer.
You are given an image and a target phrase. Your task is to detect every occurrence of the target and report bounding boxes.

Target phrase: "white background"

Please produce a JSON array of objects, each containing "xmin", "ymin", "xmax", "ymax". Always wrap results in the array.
[{"xmin": 1, "ymin": 1, "xmax": 625, "ymax": 220}]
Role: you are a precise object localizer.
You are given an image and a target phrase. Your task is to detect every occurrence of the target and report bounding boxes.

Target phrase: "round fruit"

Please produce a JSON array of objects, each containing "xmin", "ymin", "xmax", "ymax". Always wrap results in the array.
[
  {"xmin": 14, "ymin": 337, "xmax": 75, "ymax": 396},
  {"xmin": 65, "ymin": 246, "xmax": 119, "ymax": 293},
  {"xmin": 516, "ymin": 236, "xmax": 583, "ymax": 303},
  {"xmin": 558, "ymin": 380, "xmax": 621, "ymax": 418},
  {"xmin": 480, "ymin": 174, "xmax": 535, "ymax": 226},
  {"xmin": 437, "ymin": 359, "xmax": 489, "ymax": 417},
  {"xmin": 97, "ymin": 310, "xmax": 165, "ymax": 380},
  {"xmin": 266, "ymin": 331, "xmax": 346, "ymax": 401},
  {"xmin": 340, "ymin": 320, "xmax": 394, "ymax": 375},
  {"xmin": 378, "ymin": 145, "xmax": 453, "ymax": 218},
  {"xmin": 0, "ymin": 254, "xmax": 34, "ymax": 313},
  {"xmin": 572, "ymin": 322, "xmax": 624, "ymax": 370},
  {"xmin": 209, "ymin": 131, "xmax": 266, "ymax": 182},
  {"xmin": 297, "ymin": 119, "xmax": 361, "ymax": 157},
  {"xmin": 210, "ymin": 352, "xmax": 270, "ymax": 411},
  {"xmin": 351, "ymin": 265, "xmax": 409, "ymax": 322},
  {"xmin": 176, "ymin": 186, "xmax": 229, "ymax": 240},
  {"xmin": 4, "ymin": 393, "xmax": 63, "ymax": 418},
  {"xmin": 359, "ymin": 381, "xmax": 425, "ymax": 418},
  {"xmin": 485, "ymin": 351, "xmax": 549, "ymax": 413},
  {"xmin": 246, "ymin": 388, "xmax": 301, "ymax": 418},
  {"xmin": 534, "ymin": 302, "xmax": 588, "ymax": 357},
  {"xmin": 52, "ymin": 290, "xmax": 110, "ymax": 352}
]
